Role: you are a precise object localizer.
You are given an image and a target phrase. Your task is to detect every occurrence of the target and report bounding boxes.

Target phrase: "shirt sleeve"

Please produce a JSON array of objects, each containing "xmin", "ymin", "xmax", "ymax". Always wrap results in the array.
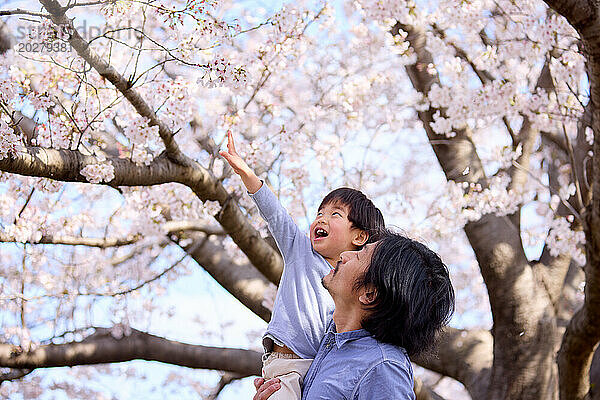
[
  {"xmin": 249, "ymin": 183, "xmax": 310, "ymax": 260},
  {"xmin": 353, "ymin": 361, "xmax": 416, "ymax": 400}
]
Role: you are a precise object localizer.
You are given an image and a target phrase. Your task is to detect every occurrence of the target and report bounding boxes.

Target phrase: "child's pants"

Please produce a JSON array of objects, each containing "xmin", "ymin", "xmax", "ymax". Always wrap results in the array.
[{"xmin": 262, "ymin": 352, "xmax": 313, "ymax": 400}]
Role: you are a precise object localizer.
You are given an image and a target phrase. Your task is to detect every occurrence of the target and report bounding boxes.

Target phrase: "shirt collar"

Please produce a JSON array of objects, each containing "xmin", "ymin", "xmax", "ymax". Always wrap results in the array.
[{"xmin": 327, "ymin": 321, "xmax": 370, "ymax": 348}]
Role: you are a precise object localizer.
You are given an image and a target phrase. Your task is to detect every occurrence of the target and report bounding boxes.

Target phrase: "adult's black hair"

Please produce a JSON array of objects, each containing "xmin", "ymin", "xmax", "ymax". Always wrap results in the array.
[
  {"xmin": 355, "ymin": 230, "xmax": 455, "ymax": 357},
  {"xmin": 319, "ymin": 188, "xmax": 385, "ymax": 244}
]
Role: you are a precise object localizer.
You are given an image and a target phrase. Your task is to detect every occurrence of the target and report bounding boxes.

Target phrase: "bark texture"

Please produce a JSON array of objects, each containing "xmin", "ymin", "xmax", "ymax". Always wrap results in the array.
[
  {"xmin": 540, "ymin": 1, "xmax": 600, "ymax": 398},
  {"xmin": 397, "ymin": 20, "xmax": 563, "ymax": 400},
  {"xmin": 0, "ymin": 327, "xmax": 262, "ymax": 376}
]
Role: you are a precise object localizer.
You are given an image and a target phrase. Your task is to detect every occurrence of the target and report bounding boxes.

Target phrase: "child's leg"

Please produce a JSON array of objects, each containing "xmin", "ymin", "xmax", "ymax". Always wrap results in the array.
[{"xmin": 262, "ymin": 353, "xmax": 313, "ymax": 400}]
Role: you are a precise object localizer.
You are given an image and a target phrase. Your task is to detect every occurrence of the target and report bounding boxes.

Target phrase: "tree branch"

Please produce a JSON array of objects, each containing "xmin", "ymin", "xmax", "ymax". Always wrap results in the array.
[
  {"xmin": 0, "ymin": 232, "xmax": 140, "ymax": 248},
  {"xmin": 0, "ymin": 327, "xmax": 262, "ymax": 376},
  {"xmin": 182, "ymin": 235, "xmax": 273, "ymax": 322},
  {"xmin": 0, "ymin": 145, "xmax": 284, "ymax": 285},
  {"xmin": 0, "ymin": 146, "xmax": 187, "ymax": 186},
  {"xmin": 542, "ymin": 0, "xmax": 596, "ymax": 30},
  {"xmin": 540, "ymin": 2, "xmax": 600, "ymax": 397},
  {"xmin": 38, "ymin": 0, "xmax": 185, "ymax": 164},
  {"xmin": 0, "ymin": 220, "xmax": 225, "ymax": 248},
  {"xmin": 555, "ymin": 262, "xmax": 584, "ymax": 330},
  {"xmin": 0, "ymin": 368, "xmax": 34, "ymax": 385},
  {"xmin": 400, "ymin": 20, "xmax": 559, "ymax": 399},
  {"xmin": 0, "ymin": 9, "xmax": 50, "ymax": 18},
  {"xmin": 206, "ymin": 372, "xmax": 245, "ymax": 400},
  {"xmin": 413, "ymin": 327, "xmax": 493, "ymax": 400},
  {"xmin": 590, "ymin": 346, "xmax": 600, "ymax": 400},
  {"xmin": 414, "ymin": 377, "xmax": 447, "ymax": 400},
  {"xmin": 163, "ymin": 220, "xmax": 226, "ymax": 236}
]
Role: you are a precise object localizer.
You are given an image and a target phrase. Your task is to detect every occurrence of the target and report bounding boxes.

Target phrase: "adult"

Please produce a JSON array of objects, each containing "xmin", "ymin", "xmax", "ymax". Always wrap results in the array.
[{"xmin": 254, "ymin": 230, "xmax": 455, "ymax": 399}]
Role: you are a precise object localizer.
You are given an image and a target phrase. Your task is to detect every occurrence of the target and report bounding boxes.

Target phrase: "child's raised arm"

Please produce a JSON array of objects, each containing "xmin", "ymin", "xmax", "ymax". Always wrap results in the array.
[{"xmin": 219, "ymin": 130, "xmax": 262, "ymax": 194}]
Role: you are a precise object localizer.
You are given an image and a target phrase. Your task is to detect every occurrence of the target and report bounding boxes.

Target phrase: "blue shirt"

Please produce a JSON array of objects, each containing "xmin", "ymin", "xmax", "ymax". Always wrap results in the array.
[
  {"xmin": 250, "ymin": 184, "xmax": 335, "ymax": 359},
  {"xmin": 302, "ymin": 321, "xmax": 416, "ymax": 400}
]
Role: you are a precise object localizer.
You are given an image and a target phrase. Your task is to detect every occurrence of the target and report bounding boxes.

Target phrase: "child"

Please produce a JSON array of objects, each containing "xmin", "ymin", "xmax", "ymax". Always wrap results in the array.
[{"xmin": 220, "ymin": 131, "xmax": 384, "ymax": 399}]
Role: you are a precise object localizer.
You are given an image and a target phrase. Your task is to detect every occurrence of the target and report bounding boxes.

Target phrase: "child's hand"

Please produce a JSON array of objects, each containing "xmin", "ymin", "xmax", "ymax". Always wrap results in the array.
[
  {"xmin": 219, "ymin": 130, "xmax": 250, "ymax": 175},
  {"xmin": 219, "ymin": 130, "xmax": 262, "ymax": 193}
]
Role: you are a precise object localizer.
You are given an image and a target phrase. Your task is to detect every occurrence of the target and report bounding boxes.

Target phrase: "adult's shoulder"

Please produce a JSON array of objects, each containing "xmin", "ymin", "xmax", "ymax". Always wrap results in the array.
[
  {"xmin": 352, "ymin": 342, "xmax": 415, "ymax": 400},
  {"xmin": 351, "ymin": 335, "xmax": 412, "ymax": 371},
  {"xmin": 376, "ymin": 340, "xmax": 411, "ymax": 365}
]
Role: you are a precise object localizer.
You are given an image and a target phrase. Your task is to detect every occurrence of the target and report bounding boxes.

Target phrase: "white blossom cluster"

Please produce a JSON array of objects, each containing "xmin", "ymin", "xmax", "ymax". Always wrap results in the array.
[
  {"xmin": 117, "ymin": 184, "xmax": 206, "ymax": 238},
  {"xmin": 272, "ymin": 6, "xmax": 310, "ymax": 36},
  {"xmin": 546, "ymin": 217, "xmax": 585, "ymax": 265},
  {"xmin": 33, "ymin": 118, "xmax": 69, "ymax": 149},
  {"xmin": 80, "ymin": 161, "xmax": 115, "ymax": 184},
  {"xmin": 147, "ymin": 78, "xmax": 195, "ymax": 132},
  {"xmin": 100, "ymin": 0, "xmax": 140, "ymax": 26},
  {"xmin": 429, "ymin": 174, "xmax": 533, "ymax": 235},
  {"xmin": 585, "ymin": 127, "xmax": 594, "ymax": 145},
  {"xmin": 26, "ymin": 92, "xmax": 54, "ymax": 110},
  {"xmin": 0, "ymin": 120, "xmax": 22, "ymax": 160},
  {"xmin": 3, "ymin": 220, "xmax": 40, "ymax": 243},
  {"xmin": 30, "ymin": 18, "xmax": 71, "ymax": 45},
  {"xmin": 428, "ymin": 80, "xmax": 518, "ymax": 135},
  {"xmin": 120, "ymin": 116, "xmax": 160, "ymax": 165},
  {"xmin": 355, "ymin": 0, "xmax": 423, "ymax": 27},
  {"xmin": 198, "ymin": 56, "xmax": 248, "ymax": 89},
  {"xmin": 0, "ymin": 75, "xmax": 18, "ymax": 104}
]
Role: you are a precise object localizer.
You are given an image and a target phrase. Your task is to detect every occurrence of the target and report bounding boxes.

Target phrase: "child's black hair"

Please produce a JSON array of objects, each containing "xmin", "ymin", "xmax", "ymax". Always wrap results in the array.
[{"xmin": 318, "ymin": 188, "xmax": 385, "ymax": 244}]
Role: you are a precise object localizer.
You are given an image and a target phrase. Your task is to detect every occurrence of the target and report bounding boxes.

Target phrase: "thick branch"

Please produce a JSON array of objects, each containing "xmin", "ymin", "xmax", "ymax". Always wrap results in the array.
[
  {"xmin": 413, "ymin": 327, "xmax": 493, "ymax": 400},
  {"xmin": 0, "ymin": 327, "xmax": 262, "ymax": 376},
  {"xmin": 398, "ymin": 20, "xmax": 543, "ymax": 329},
  {"xmin": 591, "ymin": 346, "xmax": 600, "ymax": 400},
  {"xmin": 541, "ymin": 2, "xmax": 600, "ymax": 398},
  {"xmin": 400, "ymin": 21, "xmax": 559, "ymax": 399},
  {"xmin": 0, "ymin": 146, "xmax": 284, "ymax": 284},
  {"xmin": 163, "ymin": 221, "xmax": 225, "ymax": 236},
  {"xmin": 0, "ymin": 146, "xmax": 188, "ymax": 186},
  {"xmin": 414, "ymin": 378, "xmax": 447, "ymax": 400},
  {"xmin": 182, "ymin": 236, "xmax": 273, "ymax": 322},
  {"xmin": 542, "ymin": 1, "xmax": 596, "ymax": 30},
  {"xmin": 508, "ymin": 60, "xmax": 552, "ymax": 195},
  {"xmin": 0, "ymin": 368, "xmax": 34, "ymax": 384},
  {"xmin": 555, "ymin": 262, "xmax": 585, "ymax": 330}
]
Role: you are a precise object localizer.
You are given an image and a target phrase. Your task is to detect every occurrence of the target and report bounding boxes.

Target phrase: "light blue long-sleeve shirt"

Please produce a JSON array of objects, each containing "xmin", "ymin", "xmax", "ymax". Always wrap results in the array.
[
  {"xmin": 302, "ymin": 321, "xmax": 416, "ymax": 400},
  {"xmin": 250, "ymin": 184, "xmax": 334, "ymax": 359}
]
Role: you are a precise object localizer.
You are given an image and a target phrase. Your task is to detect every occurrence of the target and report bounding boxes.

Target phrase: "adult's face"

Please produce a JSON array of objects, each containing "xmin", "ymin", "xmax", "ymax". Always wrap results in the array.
[{"xmin": 321, "ymin": 242, "xmax": 377, "ymax": 303}]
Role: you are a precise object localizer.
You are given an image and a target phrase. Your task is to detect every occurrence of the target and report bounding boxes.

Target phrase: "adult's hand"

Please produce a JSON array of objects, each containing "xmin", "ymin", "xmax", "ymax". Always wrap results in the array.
[{"xmin": 253, "ymin": 377, "xmax": 281, "ymax": 400}]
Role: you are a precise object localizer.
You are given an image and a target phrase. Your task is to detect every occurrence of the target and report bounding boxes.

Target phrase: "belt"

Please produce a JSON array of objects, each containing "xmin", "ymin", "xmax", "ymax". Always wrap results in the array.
[{"xmin": 273, "ymin": 343, "xmax": 297, "ymax": 355}]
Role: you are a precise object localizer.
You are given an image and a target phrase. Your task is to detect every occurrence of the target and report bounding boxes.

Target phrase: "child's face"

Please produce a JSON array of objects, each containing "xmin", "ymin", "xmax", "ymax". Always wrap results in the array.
[{"xmin": 310, "ymin": 201, "xmax": 363, "ymax": 265}]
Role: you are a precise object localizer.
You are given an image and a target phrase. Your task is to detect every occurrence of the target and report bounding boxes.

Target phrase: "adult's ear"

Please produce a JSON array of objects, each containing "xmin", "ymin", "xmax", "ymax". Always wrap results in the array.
[
  {"xmin": 352, "ymin": 230, "xmax": 368, "ymax": 247},
  {"xmin": 358, "ymin": 286, "xmax": 377, "ymax": 306}
]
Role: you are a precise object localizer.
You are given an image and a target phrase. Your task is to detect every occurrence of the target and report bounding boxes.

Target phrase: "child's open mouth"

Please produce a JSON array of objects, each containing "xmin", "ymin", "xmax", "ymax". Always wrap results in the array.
[{"xmin": 314, "ymin": 227, "xmax": 328, "ymax": 239}]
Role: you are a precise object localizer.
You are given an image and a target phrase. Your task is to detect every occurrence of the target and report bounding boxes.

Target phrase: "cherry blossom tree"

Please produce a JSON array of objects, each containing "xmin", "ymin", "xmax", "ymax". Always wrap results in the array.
[{"xmin": 0, "ymin": 0, "xmax": 598, "ymax": 399}]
